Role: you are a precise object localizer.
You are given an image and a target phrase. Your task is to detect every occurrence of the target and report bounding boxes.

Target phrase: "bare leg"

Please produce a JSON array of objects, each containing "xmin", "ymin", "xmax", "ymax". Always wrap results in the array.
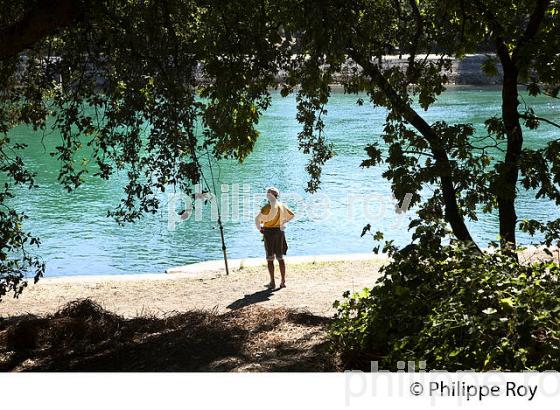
[
  {"xmin": 278, "ymin": 259, "xmax": 286, "ymax": 288},
  {"xmin": 267, "ymin": 260, "xmax": 275, "ymax": 288}
]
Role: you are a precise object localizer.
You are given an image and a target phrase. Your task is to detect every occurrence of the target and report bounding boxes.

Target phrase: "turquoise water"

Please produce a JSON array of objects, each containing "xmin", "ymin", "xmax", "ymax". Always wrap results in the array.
[{"xmin": 5, "ymin": 87, "xmax": 560, "ymax": 276}]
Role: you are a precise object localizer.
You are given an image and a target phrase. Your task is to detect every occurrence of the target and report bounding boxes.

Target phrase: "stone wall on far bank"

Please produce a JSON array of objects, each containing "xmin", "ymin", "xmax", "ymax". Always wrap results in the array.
[
  {"xmin": 341, "ymin": 54, "xmax": 502, "ymax": 86},
  {"xmin": 274, "ymin": 54, "xmax": 503, "ymax": 86},
  {"xmin": 446, "ymin": 54, "xmax": 502, "ymax": 85}
]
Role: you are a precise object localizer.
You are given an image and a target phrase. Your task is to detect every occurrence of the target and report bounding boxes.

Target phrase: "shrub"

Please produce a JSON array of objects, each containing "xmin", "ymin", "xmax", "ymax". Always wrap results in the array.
[{"xmin": 329, "ymin": 241, "xmax": 560, "ymax": 371}]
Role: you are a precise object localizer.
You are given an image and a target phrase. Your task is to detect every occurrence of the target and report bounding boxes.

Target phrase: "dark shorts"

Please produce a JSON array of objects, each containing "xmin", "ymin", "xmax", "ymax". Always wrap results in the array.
[{"xmin": 263, "ymin": 228, "xmax": 288, "ymax": 261}]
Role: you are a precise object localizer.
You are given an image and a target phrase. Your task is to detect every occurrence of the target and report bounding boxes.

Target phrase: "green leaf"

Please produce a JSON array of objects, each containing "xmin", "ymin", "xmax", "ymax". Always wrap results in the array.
[{"xmin": 500, "ymin": 298, "xmax": 515, "ymax": 308}]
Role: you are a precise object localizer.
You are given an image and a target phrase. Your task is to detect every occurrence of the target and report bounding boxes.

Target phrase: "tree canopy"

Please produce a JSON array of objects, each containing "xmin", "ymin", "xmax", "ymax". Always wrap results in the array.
[{"xmin": 1, "ymin": 0, "xmax": 560, "ymax": 299}]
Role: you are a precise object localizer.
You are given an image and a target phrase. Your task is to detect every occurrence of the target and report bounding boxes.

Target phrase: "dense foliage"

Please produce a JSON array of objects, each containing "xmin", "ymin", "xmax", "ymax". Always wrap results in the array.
[
  {"xmin": 1, "ymin": 0, "xmax": 560, "ymax": 302},
  {"xmin": 330, "ymin": 234, "xmax": 560, "ymax": 371}
]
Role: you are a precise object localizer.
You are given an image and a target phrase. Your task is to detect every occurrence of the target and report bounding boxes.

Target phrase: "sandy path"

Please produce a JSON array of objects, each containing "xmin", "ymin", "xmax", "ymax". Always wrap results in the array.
[
  {"xmin": 2, "ymin": 245, "xmax": 556, "ymax": 319},
  {"xmin": 0, "ymin": 260, "xmax": 384, "ymax": 318}
]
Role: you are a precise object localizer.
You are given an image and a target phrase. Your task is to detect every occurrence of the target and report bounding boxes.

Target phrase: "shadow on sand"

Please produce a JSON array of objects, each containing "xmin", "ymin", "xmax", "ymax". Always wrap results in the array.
[{"xmin": 226, "ymin": 288, "xmax": 276, "ymax": 310}]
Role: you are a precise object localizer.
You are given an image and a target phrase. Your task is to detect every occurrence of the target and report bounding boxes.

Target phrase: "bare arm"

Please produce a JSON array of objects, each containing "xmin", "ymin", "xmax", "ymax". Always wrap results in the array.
[{"xmin": 280, "ymin": 207, "xmax": 295, "ymax": 230}]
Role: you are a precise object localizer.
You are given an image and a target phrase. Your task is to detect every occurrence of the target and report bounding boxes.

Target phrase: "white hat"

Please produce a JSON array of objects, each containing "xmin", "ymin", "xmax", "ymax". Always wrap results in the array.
[{"xmin": 266, "ymin": 186, "xmax": 279, "ymax": 197}]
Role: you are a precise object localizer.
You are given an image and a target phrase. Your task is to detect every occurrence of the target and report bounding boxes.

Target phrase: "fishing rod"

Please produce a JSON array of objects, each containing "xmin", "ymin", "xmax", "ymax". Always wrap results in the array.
[
  {"xmin": 178, "ymin": 121, "xmax": 230, "ymax": 276},
  {"xmin": 205, "ymin": 147, "xmax": 229, "ymax": 276}
]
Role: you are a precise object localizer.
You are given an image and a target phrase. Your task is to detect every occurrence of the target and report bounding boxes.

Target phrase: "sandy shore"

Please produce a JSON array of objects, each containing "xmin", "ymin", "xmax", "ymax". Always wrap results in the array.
[
  {"xmin": 0, "ymin": 256, "xmax": 385, "ymax": 318},
  {"xmin": 2, "ymin": 246, "xmax": 556, "ymax": 320}
]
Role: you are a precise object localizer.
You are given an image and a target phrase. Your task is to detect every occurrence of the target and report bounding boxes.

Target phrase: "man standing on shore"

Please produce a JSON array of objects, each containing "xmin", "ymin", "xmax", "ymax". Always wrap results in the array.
[{"xmin": 254, "ymin": 187, "xmax": 295, "ymax": 289}]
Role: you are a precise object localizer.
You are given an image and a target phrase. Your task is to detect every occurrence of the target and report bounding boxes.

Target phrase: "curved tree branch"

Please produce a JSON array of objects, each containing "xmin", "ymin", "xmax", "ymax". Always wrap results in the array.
[
  {"xmin": 0, "ymin": 0, "xmax": 85, "ymax": 60},
  {"xmin": 348, "ymin": 48, "xmax": 479, "ymax": 248}
]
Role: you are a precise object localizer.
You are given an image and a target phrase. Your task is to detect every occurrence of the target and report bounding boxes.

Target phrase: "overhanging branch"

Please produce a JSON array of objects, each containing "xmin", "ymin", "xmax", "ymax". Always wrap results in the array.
[
  {"xmin": 520, "ymin": 113, "xmax": 560, "ymax": 130},
  {"xmin": 0, "ymin": 0, "xmax": 84, "ymax": 60},
  {"xmin": 348, "ymin": 47, "xmax": 479, "ymax": 246}
]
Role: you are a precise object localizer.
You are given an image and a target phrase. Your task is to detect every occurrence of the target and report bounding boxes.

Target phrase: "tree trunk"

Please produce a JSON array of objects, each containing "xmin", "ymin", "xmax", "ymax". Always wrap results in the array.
[
  {"xmin": 497, "ymin": 65, "xmax": 522, "ymax": 249},
  {"xmin": 484, "ymin": 0, "xmax": 549, "ymax": 255}
]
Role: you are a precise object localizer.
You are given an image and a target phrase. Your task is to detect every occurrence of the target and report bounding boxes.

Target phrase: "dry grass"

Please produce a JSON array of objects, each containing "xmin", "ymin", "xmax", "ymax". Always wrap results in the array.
[{"xmin": 0, "ymin": 299, "xmax": 338, "ymax": 372}]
